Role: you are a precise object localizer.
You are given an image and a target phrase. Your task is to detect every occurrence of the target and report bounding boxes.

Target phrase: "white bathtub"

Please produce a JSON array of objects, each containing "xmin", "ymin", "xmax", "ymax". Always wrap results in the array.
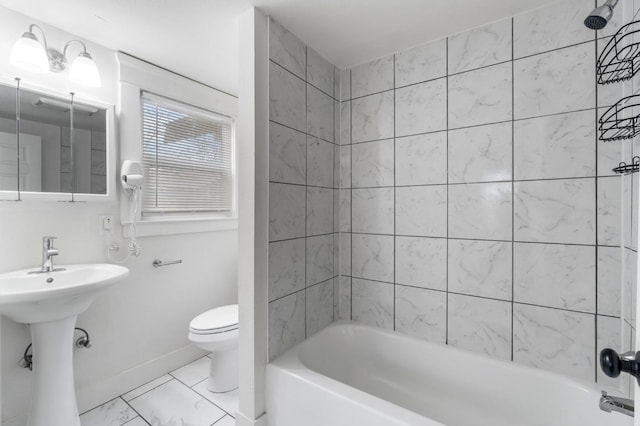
[{"xmin": 266, "ymin": 322, "xmax": 633, "ymax": 426}]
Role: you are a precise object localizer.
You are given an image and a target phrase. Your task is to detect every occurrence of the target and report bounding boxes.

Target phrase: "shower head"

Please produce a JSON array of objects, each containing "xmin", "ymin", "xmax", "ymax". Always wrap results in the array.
[{"xmin": 584, "ymin": 0, "xmax": 619, "ymax": 30}]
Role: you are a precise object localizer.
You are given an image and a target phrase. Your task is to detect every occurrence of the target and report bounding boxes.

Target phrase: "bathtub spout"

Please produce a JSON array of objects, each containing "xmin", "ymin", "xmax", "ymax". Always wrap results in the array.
[{"xmin": 599, "ymin": 391, "xmax": 634, "ymax": 417}]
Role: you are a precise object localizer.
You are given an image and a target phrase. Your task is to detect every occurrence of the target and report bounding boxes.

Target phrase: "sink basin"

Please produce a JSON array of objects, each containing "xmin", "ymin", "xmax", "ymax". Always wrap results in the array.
[
  {"xmin": 0, "ymin": 263, "xmax": 129, "ymax": 426},
  {"xmin": 0, "ymin": 263, "xmax": 129, "ymax": 324}
]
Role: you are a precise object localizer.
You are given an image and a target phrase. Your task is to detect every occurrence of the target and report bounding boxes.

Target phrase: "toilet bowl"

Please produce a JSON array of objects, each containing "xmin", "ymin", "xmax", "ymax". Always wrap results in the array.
[{"xmin": 188, "ymin": 304, "xmax": 238, "ymax": 392}]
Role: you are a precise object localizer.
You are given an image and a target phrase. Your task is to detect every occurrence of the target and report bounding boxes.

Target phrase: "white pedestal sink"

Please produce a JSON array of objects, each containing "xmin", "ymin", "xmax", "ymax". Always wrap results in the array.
[{"xmin": 0, "ymin": 264, "xmax": 129, "ymax": 426}]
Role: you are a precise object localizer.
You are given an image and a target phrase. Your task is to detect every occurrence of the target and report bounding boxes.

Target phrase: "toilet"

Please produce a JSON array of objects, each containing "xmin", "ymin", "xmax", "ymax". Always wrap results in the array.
[{"xmin": 188, "ymin": 304, "xmax": 239, "ymax": 392}]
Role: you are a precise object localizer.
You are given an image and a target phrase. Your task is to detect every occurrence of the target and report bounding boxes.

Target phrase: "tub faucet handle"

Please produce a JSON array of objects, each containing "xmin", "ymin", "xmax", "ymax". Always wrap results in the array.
[{"xmin": 600, "ymin": 348, "xmax": 640, "ymax": 385}]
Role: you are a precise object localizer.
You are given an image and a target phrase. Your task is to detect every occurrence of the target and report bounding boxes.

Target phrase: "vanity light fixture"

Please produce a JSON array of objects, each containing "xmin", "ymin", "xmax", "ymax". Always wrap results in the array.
[{"xmin": 10, "ymin": 24, "xmax": 102, "ymax": 88}]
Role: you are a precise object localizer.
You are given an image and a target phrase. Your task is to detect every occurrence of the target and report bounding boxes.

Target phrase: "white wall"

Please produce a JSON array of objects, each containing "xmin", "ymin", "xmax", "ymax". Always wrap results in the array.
[{"xmin": 0, "ymin": 6, "xmax": 238, "ymax": 425}]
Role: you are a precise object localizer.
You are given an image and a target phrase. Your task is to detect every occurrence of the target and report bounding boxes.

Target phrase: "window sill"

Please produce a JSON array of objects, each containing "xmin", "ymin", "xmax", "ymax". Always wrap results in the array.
[{"xmin": 122, "ymin": 216, "xmax": 238, "ymax": 237}]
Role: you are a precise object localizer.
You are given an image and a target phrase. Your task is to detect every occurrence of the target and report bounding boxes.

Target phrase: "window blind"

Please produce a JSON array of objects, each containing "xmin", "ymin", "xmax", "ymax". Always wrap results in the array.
[{"xmin": 141, "ymin": 91, "xmax": 233, "ymax": 215}]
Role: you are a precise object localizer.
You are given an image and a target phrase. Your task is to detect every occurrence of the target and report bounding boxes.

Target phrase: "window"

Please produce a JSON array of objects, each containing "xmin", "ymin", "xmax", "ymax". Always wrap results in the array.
[{"xmin": 140, "ymin": 91, "xmax": 234, "ymax": 217}]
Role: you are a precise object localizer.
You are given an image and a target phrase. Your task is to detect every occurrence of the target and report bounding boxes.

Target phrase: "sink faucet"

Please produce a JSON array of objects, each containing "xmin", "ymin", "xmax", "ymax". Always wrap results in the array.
[
  {"xmin": 36, "ymin": 236, "xmax": 65, "ymax": 273},
  {"xmin": 600, "ymin": 391, "xmax": 634, "ymax": 417}
]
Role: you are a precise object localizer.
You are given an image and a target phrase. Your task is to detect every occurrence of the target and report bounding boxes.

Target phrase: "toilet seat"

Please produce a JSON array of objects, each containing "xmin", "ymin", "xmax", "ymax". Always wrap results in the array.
[{"xmin": 189, "ymin": 304, "xmax": 238, "ymax": 335}]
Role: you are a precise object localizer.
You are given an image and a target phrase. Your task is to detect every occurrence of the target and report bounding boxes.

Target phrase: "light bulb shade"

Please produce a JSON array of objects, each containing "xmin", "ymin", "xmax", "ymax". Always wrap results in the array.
[
  {"xmin": 69, "ymin": 52, "xmax": 101, "ymax": 87},
  {"xmin": 10, "ymin": 32, "xmax": 49, "ymax": 73}
]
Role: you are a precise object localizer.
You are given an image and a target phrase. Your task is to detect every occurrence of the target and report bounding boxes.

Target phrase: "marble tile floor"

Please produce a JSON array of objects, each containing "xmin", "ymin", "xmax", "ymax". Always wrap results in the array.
[{"xmin": 80, "ymin": 356, "xmax": 237, "ymax": 426}]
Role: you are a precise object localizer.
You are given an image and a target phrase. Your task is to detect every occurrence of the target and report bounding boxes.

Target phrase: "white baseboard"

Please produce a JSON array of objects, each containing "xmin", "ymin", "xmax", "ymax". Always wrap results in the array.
[
  {"xmin": 76, "ymin": 344, "xmax": 206, "ymax": 413},
  {"xmin": 236, "ymin": 411, "xmax": 267, "ymax": 426}
]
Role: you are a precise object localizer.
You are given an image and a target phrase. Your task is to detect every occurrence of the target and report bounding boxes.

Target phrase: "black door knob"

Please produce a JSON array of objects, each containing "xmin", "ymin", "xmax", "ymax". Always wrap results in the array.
[{"xmin": 600, "ymin": 348, "xmax": 640, "ymax": 385}]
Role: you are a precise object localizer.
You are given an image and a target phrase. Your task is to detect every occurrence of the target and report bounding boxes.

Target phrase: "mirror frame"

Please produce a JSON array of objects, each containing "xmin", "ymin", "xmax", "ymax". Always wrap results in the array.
[{"xmin": 0, "ymin": 75, "xmax": 115, "ymax": 203}]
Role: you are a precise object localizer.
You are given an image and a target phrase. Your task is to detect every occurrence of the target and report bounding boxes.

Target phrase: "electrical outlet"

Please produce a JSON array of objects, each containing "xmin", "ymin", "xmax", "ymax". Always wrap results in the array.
[{"xmin": 99, "ymin": 215, "xmax": 114, "ymax": 235}]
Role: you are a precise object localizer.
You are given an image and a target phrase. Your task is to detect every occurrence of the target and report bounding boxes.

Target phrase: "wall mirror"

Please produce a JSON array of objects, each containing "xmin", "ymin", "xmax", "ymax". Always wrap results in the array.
[{"xmin": 0, "ymin": 79, "xmax": 108, "ymax": 196}]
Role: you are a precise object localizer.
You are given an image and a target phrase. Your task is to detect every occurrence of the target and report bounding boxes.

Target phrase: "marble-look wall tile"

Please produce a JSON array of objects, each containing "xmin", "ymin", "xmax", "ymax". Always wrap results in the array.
[
  {"xmin": 514, "ymin": 110, "xmax": 595, "ymax": 180},
  {"xmin": 352, "ymin": 91, "xmax": 394, "ymax": 143},
  {"xmin": 395, "ymin": 285, "xmax": 447, "ymax": 343},
  {"xmin": 307, "ymin": 186, "xmax": 334, "ymax": 236},
  {"xmin": 396, "ymin": 78, "xmax": 447, "ymax": 136},
  {"xmin": 269, "ymin": 238, "xmax": 306, "ymax": 301},
  {"xmin": 269, "ymin": 183, "xmax": 306, "ymax": 241},
  {"xmin": 91, "ymin": 150, "xmax": 106, "ymax": 175},
  {"xmin": 336, "ymin": 276, "xmax": 352, "ymax": 320},
  {"xmin": 91, "ymin": 130, "xmax": 106, "ymax": 151},
  {"xmin": 597, "ymin": 315, "xmax": 627, "ymax": 392},
  {"xmin": 513, "ymin": 304, "xmax": 595, "ymax": 382},
  {"xmin": 598, "ymin": 176, "xmax": 622, "ymax": 246},
  {"xmin": 596, "ymin": 39, "xmax": 633, "ymax": 108},
  {"xmin": 307, "ymin": 48, "xmax": 334, "ymax": 96},
  {"xmin": 269, "ymin": 122, "xmax": 306, "ymax": 185},
  {"xmin": 598, "ymin": 246, "xmax": 621, "ymax": 317},
  {"xmin": 340, "ymin": 145, "xmax": 351, "ymax": 188},
  {"xmin": 395, "ymin": 38, "xmax": 447, "ymax": 87},
  {"xmin": 396, "ymin": 132, "xmax": 447, "ymax": 186},
  {"xmin": 340, "ymin": 233, "xmax": 351, "ymax": 276},
  {"xmin": 513, "ymin": 0, "xmax": 594, "ymax": 59},
  {"xmin": 449, "ymin": 62, "xmax": 512, "ymax": 129},
  {"xmin": 352, "ymin": 278, "xmax": 394, "ymax": 329},
  {"xmin": 633, "ymin": 172, "xmax": 638, "ymax": 250},
  {"xmin": 448, "ymin": 294, "xmax": 512, "ymax": 360},
  {"xmin": 448, "ymin": 122, "xmax": 512, "ymax": 183},
  {"xmin": 396, "ymin": 185, "xmax": 447, "ymax": 237},
  {"xmin": 514, "ymin": 178, "xmax": 595, "ymax": 245},
  {"xmin": 307, "ymin": 136, "xmax": 334, "ymax": 187},
  {"xmin": 307, "ymin": 84, "xmax": 334, "ymax": 142},
  {"xmin": 61, "ymin": 146, "xmax": 72, "ymax": 173},
  {"xmin": 269, "ymin": 291, "xmax": 306, "ymax": 360},
  {"xmin": 352, "ymin": 139, "xmax": 394, "ymax": 187},
  {"xmin": 514, "ymin": 243, "xmax": 596, "ymax": 313},
  {"xmin": 352, "ymin": 234, "xmax": 394, "ymax": 283},
  {"xmin": 598, "ymin": 129, "xmax": 622, "ymax": 177},
  {"xmin": 270, "ymin": 62, "xmax": 306, "ymax": 132},
  {"xmin": 306, "ymin": 234, "xmax": 334, "ymax": 286},
  {"xmin": 623, "ymin": 249, "xmax": 637, "ymax": 325},
  {"xmin": 449, "ymin": 182, "xmax": 512, "ymax": 240},
  {"xmin": 334, "ymin": 100, "xmax": 340, "ymax": 146},
  {"xmin": 269, "ymin": 18, "xmax": 306, "ymax": 79},
  {"xmin": 395, "ymin": 236, "xmax": 447, "ymax": 291},
  {"xmin": 340, "ymin": 101, "xmax": 351, "ymax": 145},
  {"xmin": 352, "ymin": 188, "xmax": 394, "ymax": 234},
  {"xmin": 340, "ymin": 69, "xmax": 351, "ymax": 101},
  {"xmin": 351, "ymin": 56, "xmax": 394, "ymax": 98},
  {"xmin": 339, "ymin": 189, "xmax": 351, "ymax": 232},
  {"xmin": 306, "ymin": 279, "xmax": 334, "ymax": 336},
  {"xmin": 448, "ymin": 18, "xmax": 512, "ymax": 74},
  {"xmin": 514, "ymin": 42, "xmax": 595, "ymax": 119},
  {"xmin": 448, "ymin": 239, "xmax": 512, "ymax": 300}
]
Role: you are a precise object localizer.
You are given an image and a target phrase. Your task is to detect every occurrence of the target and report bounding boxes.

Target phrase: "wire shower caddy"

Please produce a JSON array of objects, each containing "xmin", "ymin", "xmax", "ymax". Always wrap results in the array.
[{"xmin": 597, "ymin": 20, "xmax": 640, "ymax": 84}]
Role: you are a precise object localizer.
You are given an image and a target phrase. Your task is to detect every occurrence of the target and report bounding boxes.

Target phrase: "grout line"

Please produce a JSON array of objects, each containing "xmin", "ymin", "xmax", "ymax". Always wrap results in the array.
[
  {"xmin": 270, "ymin": 59, "xmax": 339, "ymax": 102},
  {"xmin": 445, "ymin": 36, "xmax": 450, "ymax": 345},
  {"xmin": 393, "ymin": 52, "xmax": 397, "ymax": 331},
  {"xmin": 303, "ymin": 45, "xmax": 309, "ymax": 340},
  {"xmin": 348, "ymin": 231, "xmax": 610, "ymax": 248},
  {"xmin": 350, "ymin": 68, "xmax": 354, "ymax": 321},
  {"xmin": 593, "ymin": 17, "xmax": 599, "ymax": 384},
  {"xmin": 349, "ymin": 175, "xmax": 608, "ymax": 189},
  {"xmin": 511, "ymin": 16, "xmax": 515, "ymax": 363}
]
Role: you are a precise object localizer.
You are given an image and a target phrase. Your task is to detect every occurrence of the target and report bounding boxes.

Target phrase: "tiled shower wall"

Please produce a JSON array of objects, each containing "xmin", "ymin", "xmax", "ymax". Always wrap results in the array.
[
  {"xmin": 337, "ymin": 0, "xmax": 636, "ymax": 388},
  {"xmin": 267, "ymin": 19, "xmax": 340, "ymax": 359}
]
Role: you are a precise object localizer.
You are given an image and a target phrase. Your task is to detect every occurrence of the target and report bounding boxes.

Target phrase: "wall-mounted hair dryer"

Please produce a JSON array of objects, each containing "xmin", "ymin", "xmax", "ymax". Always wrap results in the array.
[{"xmin": 121, "ymin": 160, "xmax": 144, "ymax": 193}]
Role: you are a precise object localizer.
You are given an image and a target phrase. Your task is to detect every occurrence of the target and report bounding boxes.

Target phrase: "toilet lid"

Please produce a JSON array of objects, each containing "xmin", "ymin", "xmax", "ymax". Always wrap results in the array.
[{"xmin": 190, "ymin": 304, "xmax": 238, "ymax": 334}]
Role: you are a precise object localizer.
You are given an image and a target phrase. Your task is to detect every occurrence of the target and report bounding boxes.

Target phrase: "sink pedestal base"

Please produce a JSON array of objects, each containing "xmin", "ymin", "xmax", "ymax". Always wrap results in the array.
[{"xmin": 27, "ymin": 315, "xmax": 81, "ymax": 426}]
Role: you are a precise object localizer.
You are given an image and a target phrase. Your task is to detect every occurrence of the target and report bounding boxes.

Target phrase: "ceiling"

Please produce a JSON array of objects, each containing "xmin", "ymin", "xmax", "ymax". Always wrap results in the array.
[{"xmin": 0, "ymin": 0, "xmax": 561, "ymax": 95}]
